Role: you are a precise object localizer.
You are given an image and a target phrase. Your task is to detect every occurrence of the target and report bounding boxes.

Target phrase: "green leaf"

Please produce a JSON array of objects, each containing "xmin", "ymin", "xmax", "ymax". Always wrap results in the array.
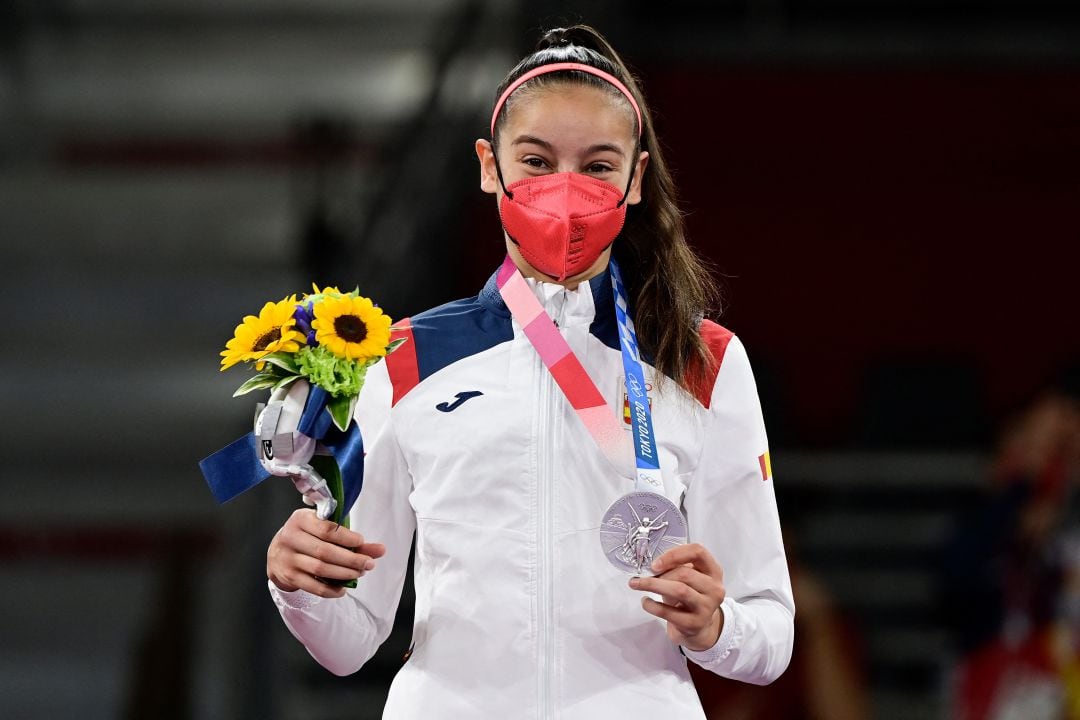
[
  {"xmin": 272, "ymin": 374, "xmax": 302, "ymax": 392},
  {"xmin": 386, "ymin": 337, "xmax": 408, "ymax": 355},
  {"xmin": 308, "ymin": 455, "xmax": 357, "ymax": 589},
  {"xmin": 232, "ymin": 373, "xmax": 279, "ymax": 397},
  {"xmin": 326, "ymin": 393, "xmax": 357, "ymax": 432},
  {"xmin": 260, "ymin": 352, "xmax": 300, "ymax": 374}
]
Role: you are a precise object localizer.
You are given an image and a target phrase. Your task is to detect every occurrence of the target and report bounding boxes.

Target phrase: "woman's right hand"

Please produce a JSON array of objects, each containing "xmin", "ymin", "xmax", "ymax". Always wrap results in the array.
[{"xmin": 267, "ymin": 508, "xmax": 387, "ymax": 599}]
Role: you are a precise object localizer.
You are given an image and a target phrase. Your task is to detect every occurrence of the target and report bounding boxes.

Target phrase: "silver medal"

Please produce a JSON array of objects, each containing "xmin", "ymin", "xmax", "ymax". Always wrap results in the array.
[{"xmin": 600, "ymin": 491, "xmax": 687, "ymax": 576}]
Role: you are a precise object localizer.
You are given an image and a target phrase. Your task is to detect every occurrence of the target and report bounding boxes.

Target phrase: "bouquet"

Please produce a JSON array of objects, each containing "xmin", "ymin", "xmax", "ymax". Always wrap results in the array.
[
  {"xmin": 219, "ymin": 284, "xmax": 404, "ymax": 430},
  {"xmin": 201, "ymin": 284, "xmax": 405, "ymax": 547}
]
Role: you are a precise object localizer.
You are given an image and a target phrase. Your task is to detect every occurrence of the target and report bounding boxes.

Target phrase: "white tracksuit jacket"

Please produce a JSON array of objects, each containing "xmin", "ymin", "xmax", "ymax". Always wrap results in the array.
[{"xmin": 270, "ymin": 266, "xmax": 795, "ymax": 719}]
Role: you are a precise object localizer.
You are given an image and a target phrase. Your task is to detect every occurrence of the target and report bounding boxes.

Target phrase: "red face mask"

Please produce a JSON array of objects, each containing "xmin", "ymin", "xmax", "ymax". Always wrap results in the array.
[{"xmin": 499, "ymin": 172, "xmax": 631, "ymax": 281}]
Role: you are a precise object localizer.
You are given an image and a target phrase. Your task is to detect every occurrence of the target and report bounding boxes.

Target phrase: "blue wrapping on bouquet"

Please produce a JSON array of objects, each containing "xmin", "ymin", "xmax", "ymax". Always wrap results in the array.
[{"xmin": 198, "ymin": 385, "xmax": 364, "ymax": 522}]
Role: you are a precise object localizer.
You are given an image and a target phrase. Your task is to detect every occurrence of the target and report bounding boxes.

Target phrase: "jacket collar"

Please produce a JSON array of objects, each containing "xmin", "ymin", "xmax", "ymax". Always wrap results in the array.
[{"xmin": 478, "ymin": 262, "xmax": 620, "ymax": 351}]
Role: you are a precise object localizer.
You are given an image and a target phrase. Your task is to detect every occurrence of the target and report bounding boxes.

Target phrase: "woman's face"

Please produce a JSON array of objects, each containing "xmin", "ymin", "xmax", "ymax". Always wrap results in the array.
[{"xmin": 476, "ymin": 82, "xmax": 650, "ymax": 285}]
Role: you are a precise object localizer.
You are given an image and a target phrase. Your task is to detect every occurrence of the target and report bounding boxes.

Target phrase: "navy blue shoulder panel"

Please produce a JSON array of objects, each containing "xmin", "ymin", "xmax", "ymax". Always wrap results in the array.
[
  {"xmin": 586, "ymin": 266, "xmax": 654, "ymax": 364},
  {"xmin": 409, "ymin": 280, "xmax": 514, "ymax": 382},
  {"xmin": 586, "ymin": 268, "xmax": 620, "ymax": 353}
]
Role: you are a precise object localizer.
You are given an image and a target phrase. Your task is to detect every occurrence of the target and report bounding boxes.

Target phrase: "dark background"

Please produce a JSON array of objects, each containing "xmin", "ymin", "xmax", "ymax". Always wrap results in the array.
[{"xmin": 2, "ymin": 1, "xmax": 1077, "ymax": 718}]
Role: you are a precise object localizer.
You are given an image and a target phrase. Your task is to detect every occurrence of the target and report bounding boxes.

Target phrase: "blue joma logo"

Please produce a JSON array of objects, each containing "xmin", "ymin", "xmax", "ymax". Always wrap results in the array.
[{"xmin": 436, "ymin": 391, "xmax": 484, "ymax": 413}]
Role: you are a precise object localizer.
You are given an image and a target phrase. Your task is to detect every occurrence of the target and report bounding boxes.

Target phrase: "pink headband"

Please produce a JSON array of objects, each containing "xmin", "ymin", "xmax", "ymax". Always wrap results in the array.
[{"xmin": 489, "ymin": 62, "xmax": 643, "ymax": 139}]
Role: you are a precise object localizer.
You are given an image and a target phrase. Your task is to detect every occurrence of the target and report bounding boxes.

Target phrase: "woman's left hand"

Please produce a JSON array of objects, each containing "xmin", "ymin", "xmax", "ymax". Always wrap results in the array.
[{"xmin": 629, "ymin": 543, "xmax": 726, "ymax": 652}]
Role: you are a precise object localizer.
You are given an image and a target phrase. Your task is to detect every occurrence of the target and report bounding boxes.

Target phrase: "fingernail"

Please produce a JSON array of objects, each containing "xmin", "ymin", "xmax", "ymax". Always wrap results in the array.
[
  {"xmin": 651, "ymin": 560, "xmax": 661, "ymax": 572},
  {"xmin": 629, "ymin": 578, "xmax": 640, "ymax": 589},
  {"xmin": 365, "ymin": 560, "xmax": 375, "ymax": 571}
]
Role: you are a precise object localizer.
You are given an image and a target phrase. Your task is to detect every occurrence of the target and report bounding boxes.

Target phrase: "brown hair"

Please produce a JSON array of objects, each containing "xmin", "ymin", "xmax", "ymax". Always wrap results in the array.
[{"xmin": 491, "ymin": 25, "xmax": 720, "ymax": 393}]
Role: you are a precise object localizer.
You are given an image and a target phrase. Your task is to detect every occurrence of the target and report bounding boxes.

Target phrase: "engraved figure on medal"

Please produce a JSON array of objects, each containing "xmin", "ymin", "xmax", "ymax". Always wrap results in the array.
[{"xmin": 600, "ymin": 491, "xmax": 687, "ymax": 576}]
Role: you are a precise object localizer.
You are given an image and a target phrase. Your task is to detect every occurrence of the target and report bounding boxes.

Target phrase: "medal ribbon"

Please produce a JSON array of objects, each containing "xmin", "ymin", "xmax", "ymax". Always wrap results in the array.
[
  {"xmin": 496, "ymin": 255, "xmax": 663, "ymax": 492},
  {"xmin": 609, "ymin": 260, "xmax": 663, "ymax": 491}
]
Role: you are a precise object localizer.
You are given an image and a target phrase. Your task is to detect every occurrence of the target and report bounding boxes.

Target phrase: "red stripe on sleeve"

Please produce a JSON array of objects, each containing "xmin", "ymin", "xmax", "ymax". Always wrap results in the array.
[
  {"xmin": 385, "ymin": 318, "xmax": 419, "ymax": 407},
  {"xmin": 689, "ymin": 320, "xmax": 734, "ymax": 409}
]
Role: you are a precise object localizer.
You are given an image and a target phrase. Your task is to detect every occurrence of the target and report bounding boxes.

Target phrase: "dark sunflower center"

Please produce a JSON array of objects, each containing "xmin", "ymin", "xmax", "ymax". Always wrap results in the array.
[
  {"xmin": 253, "ymin": 327, "xmax": 282, "ymax": 352},
  {"xmin": 334, "ymin": 315, "xmax": 368, "ymax": 343}
]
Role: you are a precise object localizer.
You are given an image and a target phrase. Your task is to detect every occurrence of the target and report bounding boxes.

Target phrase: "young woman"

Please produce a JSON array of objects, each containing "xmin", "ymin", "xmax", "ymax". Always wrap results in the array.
[{"xmin": 265, "ymin": 25, "xmax": 794, "ymax": 719}]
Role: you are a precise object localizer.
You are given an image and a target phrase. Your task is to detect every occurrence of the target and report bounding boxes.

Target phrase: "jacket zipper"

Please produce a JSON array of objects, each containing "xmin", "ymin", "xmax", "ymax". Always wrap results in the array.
[{"xmin": 536, "ymin": 295, "xmax": 563, "ymax": 720}]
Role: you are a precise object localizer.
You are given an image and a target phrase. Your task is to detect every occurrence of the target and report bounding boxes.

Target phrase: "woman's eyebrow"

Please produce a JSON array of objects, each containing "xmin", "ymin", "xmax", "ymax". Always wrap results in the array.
[
  {"xmin": 510, "ymin": 135, "xmax": 626, "ymax": 157},
  {"xmin": 511, "ymin": 134, "xmax": 554, "ymax": 150},
  {"xmin": 584, "ymin": 143, "xmax": 625, "ymax": 157}
]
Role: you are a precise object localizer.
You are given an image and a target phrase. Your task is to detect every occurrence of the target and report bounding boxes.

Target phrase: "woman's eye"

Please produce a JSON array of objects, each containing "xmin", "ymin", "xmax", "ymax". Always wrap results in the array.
[
  {"xmin": 523, "ymin": 157, "xmax": 547, "ymax": 168},
  {"xmin": 587, "ymin": 163, "xmax": 614, "ymax": 173}
]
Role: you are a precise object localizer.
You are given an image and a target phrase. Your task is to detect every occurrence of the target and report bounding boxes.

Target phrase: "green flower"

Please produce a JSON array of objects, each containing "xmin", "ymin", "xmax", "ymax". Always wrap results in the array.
[{"xmin": 295, "ymin": 345, "xmax": 371, "ymax": 398}]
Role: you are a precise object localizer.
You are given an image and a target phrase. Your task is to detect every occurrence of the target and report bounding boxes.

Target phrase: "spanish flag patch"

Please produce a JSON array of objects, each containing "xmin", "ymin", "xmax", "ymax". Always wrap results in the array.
[{"xmin": 758, "ymin": 451, "xmax": 772, "ymax": 482}]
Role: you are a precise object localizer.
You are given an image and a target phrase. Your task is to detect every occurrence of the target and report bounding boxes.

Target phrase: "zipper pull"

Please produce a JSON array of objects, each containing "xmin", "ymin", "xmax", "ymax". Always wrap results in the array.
[{"xmin": 552, "ymin": 289, "xmax": 568, "ymax": 328}]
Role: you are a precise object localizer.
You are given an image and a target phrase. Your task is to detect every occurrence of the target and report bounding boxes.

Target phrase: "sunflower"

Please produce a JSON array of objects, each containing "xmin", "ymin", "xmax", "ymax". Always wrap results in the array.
[
  {"xmin": 310, "ymin": 282, "xmax": 345, "ymax": 297},
  {"xmin": 220, "ymin": 296, "xmax": 305, "ymax": 371},
  {"xmin": 311, "ymin": 295, "xmax": 392, "ymax": 361}
]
